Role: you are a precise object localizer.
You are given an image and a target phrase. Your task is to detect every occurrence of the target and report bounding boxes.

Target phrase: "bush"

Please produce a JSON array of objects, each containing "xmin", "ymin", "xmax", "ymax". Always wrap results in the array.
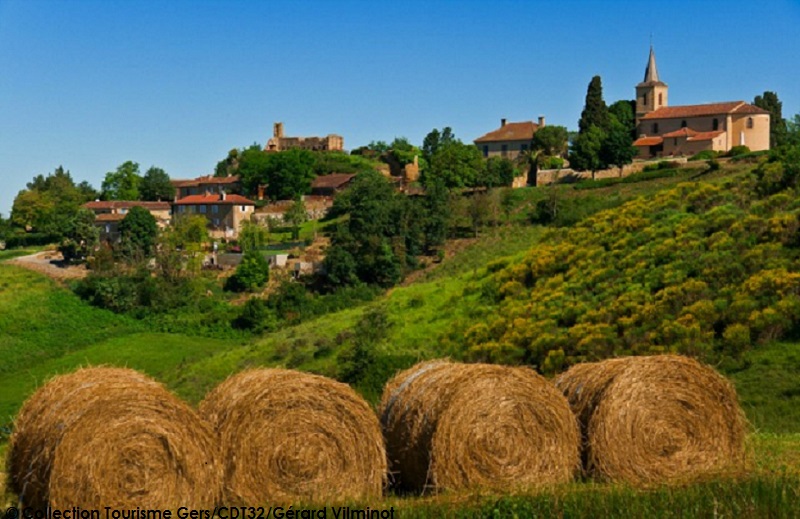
[
  {"xmin": 726, "ymin": 145, "xmax": 751, "ymax": 158},
  {"xmin": 224, "ymin": 250, "xmax": 270, "ymax": 292},
  {"xmin": 232, "ymin": 297, "xmax": 277, "ymax": 332},
  {"xmin": 539, "ymin": 156, "xmax": 565, "ymax": 170},
  {"xmin": 689, "ymin": 150, "xmax": 719, "ymax": 161}
]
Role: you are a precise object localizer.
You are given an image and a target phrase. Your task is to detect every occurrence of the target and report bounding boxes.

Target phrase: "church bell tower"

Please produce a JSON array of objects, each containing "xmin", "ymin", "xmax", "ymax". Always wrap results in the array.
[{"xmin": 635, "ymin": 46, "xmax": 668, "ymax": 125}]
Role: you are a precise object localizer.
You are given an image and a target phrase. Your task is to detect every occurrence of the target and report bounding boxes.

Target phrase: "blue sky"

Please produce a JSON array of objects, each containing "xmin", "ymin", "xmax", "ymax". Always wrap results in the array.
[{"xmin": 1, "ymin": 0, "xmax": 799, "ymax": 216}]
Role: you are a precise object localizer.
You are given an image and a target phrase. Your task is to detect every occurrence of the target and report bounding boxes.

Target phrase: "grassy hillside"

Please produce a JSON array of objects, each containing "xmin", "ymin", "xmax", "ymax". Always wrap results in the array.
[{"xmin": 1, "ymin": 159, "xmax": 799, "ymax": 513}]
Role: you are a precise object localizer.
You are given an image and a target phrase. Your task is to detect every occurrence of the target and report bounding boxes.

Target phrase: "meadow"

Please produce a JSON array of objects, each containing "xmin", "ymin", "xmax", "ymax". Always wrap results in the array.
[{"xmin": 1, "ymin": 159, "xmax": 799, "ymax": 515}]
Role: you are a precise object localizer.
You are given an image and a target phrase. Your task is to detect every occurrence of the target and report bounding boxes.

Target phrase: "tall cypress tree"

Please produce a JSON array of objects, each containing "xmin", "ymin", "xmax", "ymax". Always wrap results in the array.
[
  {"xmin": 754, "ymin": 91, "xmax": 787, "ymax": 148},
  {"xmin": 578, "ymin": 76, "xmax": 610, "ymax": 134}
]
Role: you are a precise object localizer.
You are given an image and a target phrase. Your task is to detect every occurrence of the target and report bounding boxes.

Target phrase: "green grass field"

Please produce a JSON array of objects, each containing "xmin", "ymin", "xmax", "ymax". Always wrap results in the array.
[{"xmin": 1, "ymin": 162, "xmax": 799, "ymax": 515}]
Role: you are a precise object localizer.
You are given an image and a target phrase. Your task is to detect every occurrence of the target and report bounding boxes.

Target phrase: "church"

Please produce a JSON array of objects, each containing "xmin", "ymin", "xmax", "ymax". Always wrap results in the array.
[{"xmin": 633, "ymin": 47, "xmax": 770, "ymax": 159}]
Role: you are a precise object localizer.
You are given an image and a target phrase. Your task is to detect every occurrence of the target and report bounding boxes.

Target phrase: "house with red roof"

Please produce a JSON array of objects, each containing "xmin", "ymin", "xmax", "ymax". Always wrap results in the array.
[
  {"xmin": 633, "ymin": 47, "xmax": 770, "ymax": 159},
  {"xmin": 474, "ymin": 117, "xmax": 546, "ymax": 160},
  {"xmin": 83, "ymin": 200, "xmax": 171, "ymax": 242},
  {"xmin": 172, "ymin": 192, "xmax": 255, "ymax": 240},
  {"xmin": 171, "ymin": 174, "xmax": 241, "ymax": 200}
]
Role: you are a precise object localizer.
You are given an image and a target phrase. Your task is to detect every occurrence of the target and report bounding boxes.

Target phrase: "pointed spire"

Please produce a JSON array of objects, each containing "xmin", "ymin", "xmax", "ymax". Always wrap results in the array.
[{"xmin": 644, "ymin": 45, "xmax": 660, "ymax": 83}]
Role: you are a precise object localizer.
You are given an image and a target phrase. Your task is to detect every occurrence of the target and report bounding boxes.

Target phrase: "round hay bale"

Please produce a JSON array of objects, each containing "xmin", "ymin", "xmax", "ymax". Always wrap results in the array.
[
  {"xmin": 379, "ymin": 360, "xmax": 580, "ymax": 493},
  {"xmin": 555, "ymin": 355, "xmax": 747, "ymax": 485},
  {"xmin": 7, "ymin": 366, "xmax": 222, "ymax": 508},
  {"xmin": 199, "ymin": 369, "xmax": 386, "ymax": 505}
]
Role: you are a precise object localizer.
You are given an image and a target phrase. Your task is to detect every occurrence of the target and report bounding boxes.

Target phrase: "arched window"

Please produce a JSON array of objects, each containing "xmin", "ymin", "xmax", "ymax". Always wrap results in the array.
[
  {"xmin": 713, "ymin": 118, "xmax": 719, "ymax": 131},
  {"xmin": 747, "ymin": 117, "xmax": 754, "ymax": 129},
  {"xmin": 658, "ymin": 93, "xmax": 663, "ymax": 106},
  {"xmin": 681, "ymin": 120, "xmax": 687, "ymax": 128}
]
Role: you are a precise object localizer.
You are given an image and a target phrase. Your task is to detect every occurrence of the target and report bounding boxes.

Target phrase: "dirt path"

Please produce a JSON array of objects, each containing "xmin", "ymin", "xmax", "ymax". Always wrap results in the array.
[{"xmin": 5, "ymin": 251, "xmax": 89, "ymax": 281}]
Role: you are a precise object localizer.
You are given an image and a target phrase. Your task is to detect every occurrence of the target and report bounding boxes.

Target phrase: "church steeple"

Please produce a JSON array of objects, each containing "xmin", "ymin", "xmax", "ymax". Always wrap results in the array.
[
  {"xmin": 643, "ymin": 45, "xmax": 660, "ymax": 84},
  {"xmin": 635, "ymin": 45, "xmax": 668, "ymax": 126}
]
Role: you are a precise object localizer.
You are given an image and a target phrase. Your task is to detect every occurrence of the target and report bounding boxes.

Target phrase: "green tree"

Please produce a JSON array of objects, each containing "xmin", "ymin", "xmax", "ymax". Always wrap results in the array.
[
  {"xmin": 139, "ymin": 167, "xmax": 174, "ymax": 201},
  {"xmin": 601, "ymin": 115, "xmax": 638, "ymax": 175},
  {"xmin": 426, "ymin": 139, "xmax": 484, "ymax": 188},
  {"xmin": 118, "ymin": 206, "xmax": 157, "ymax": 259},
  {"xmin": 482, "ymin": 157, "xmax": 516, "ymax": 188},
  {"xmin": 238, "ymin": 148, "xmax": 316, "ymax": 201},
  {"xmin": 578, "ymin": 76, "xmax": 610, "ymax": 134},
  {"xmin": 156, "ymin": 214, "xmax": 208, "ymax": 281},
  {"xmin": 215, "ymin": 148, "xmax": 240, "ymax": 177},
  {"xmin": 531, "ymin": 125, "xmax": 569, "ymax": 158},
  {"xmin": 422, "ymin": 127, "xmax": 455, "ymax": 162},
  {"xmin": 102, "ymin": 161, "xmax": 141, "ymax": 200},
  {"xmin": 754, "ymin": 91, "xmax": 787, "ymax": 148},
  {"xmin": 608, "ymin": 100, "xmax": 637, "ymax": 139},
  {"xmin": 423, "ymin": 178, "xmax": 449, "ymax": 251},
  {"xmin": 239, "ymin": 220, "xmax": 270, "ymax": 252},
  {"xmin": 225, "ymin": 250, "xmax": 270, "ymax": 292},
  {"xmin": 569, "ymin": 126, "xmax": 606, "ymax": 176},
  {"xmin": 11, "ymin": 189, "xmax": 54, "ymax": 232},
  {"xmin": 284, "ymin": 199, "xmax": 308, "ymax": 240},
  {"xmin": 58, "ymin": 208, "xmax": 99, "ymax": 263}
]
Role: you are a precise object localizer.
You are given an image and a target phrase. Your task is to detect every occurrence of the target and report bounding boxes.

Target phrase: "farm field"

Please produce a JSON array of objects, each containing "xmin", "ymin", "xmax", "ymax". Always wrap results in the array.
[{"xmin": 1, "ymin": 161, "xmax": 800, "ymax": 515}]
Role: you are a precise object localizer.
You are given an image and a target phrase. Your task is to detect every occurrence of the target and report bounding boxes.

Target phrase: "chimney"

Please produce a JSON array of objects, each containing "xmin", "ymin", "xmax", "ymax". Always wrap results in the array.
[
  {"xmin": 538, "ymin": 116, "xmax": 546, "ymax": 128},
  {"xmin": 500, "ymin": 118, "xmax": 507, "ymax": 127}
]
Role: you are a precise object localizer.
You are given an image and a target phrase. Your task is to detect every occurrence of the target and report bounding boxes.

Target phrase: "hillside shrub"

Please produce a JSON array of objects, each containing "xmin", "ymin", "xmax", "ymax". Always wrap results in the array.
[
  {"xmin": 224, "ymin": 250, "xmax": 270, "ymax": 292},
  {"xmin": 690, "ymin": 150, "xmax": 719, "ymax": 161},
  {"xmin": 726, "ymin": 145, "xmax": 751, "ymax": 158}
]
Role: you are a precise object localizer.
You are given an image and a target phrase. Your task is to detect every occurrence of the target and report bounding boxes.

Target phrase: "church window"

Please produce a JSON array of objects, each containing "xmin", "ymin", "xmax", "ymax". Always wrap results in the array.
[
  {"xmin": 713, "ymin": 119, "xmax": 719, "ymax": 131},
  {"xmin": 652, "ymin": 123, "xmax": 659, "ymax": 134},
  {"xmin": 643, "ymin": 93, "xmax": 648, "ymax": 106},
  {"xmin": 658, "ymin": 93, "xmax": 663, "ymax": 106},
  {"xmin": 681, "ymin": 120, "xmax": 687, "ymax": 128},
  {"xmin": 747, "ymin": 117, "xmax": 754, "ymax": 129}
]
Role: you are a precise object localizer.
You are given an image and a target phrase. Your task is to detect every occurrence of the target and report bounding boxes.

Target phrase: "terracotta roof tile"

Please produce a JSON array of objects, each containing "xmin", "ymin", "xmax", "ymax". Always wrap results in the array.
[
  {"xmin": 172, "ymin": 194, "xmax": 255, "ymax": 205},
  {"xmin": 171, "ymin": 175, "xmax": 240, "ymax": 188},
  {"xmin": 474, "ymin": 121, "xmax": 539, "ymax": 143},
  {"xmin": 633, "ymin": 136, "xmax": 664, "ymax": 146},
  {"xmin": 687, "ymin": 130, "xmax": 726, "ymax": 142},
  {"xmin": 661, "ymin": 127, "xmax": 699, "ymax": 138},
  {"xmin": 641, "ymin": 101, "xmax": 748, "ymax": 120},
  {"xmin": 732, "ymin": 104, "xmax": 770, "ymax": 115}
]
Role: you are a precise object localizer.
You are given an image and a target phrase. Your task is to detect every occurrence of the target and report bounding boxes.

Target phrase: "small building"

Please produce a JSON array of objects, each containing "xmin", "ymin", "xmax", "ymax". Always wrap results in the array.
[
  {"xmin": 83, "ymin": 200, "xmax": 171, "ymax": 242},
  {"xmin": 633, "ymin": 46, "xmax": 770, "ymax": 159},
  {"xmin": 171, "ymin": 175, "xmax": 241, "ymax": 200},
  {"xmin": 474, "ymin": 117, "xmax": 545, "ymax": 160},
  {"xmin": 310, "ymin": 173, "xmax": 356, "ymax": 196},
  {"xmin": 266, "ymin": 122, "xmax": 344, "ymax": 152},
  {"xmin": 171, "ymin": 192, "xmax": 255, "ymax": 240}
]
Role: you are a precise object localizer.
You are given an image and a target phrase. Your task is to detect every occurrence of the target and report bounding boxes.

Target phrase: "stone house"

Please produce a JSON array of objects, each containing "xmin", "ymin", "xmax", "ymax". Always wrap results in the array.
[
  {"xmin": 171, "ymin": 192, "xmax": 255, "ymax": 240},
  {"xmin": 171, "ymin": 175, "xmax": 241, "ymax": 200},
  {"xmin": 474, "ymin": 117, "xmax": 546, "ymax": 160},
  {"xmin": 83, "ymin": 200, "xmax": 171, "ymax": 242}
]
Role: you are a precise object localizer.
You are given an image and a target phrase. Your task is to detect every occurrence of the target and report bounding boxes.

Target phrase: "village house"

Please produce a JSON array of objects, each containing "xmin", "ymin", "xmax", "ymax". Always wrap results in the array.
[
  {"xmin": 171, "ymin": 174, "xmax": 241, "ymax": 200},
  {"xmin": 633, "ymin": 47, "xmax": 770, "ymax": 159},
  {"xmin": 266, "ymin": 122, "xmax": 344, "ymax": 152},
  {"xmin": 172, "ymin": 192, "xmax": 255, "ymax": 240},
  {"xmin": 474, "ymin": 117, "xmax": 546, "ymax": 160},
  {"xmin": 83, "ymin": 200, "xmax": 171, "ymax": 242},
  {"xmin": 310, "ymin": 173, "xmax": 356, "ymax": 196}
]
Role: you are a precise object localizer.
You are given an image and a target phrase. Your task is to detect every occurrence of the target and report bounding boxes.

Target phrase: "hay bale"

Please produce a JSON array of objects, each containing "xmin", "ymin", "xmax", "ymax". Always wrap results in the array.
[
  {"xmin": 555, "ymin": 355, "xmax": 747, "ymax": 485},
  {"xmin": 7, "ymin": 367, "xmax": 222, "ymax": 508},
  {"xmin": 379, "ymin": 360, "xmax": 580, "ymax": 493},
  {"xmin": 199, "ymin": 369, "xmax": 386, "ymax": 505}
]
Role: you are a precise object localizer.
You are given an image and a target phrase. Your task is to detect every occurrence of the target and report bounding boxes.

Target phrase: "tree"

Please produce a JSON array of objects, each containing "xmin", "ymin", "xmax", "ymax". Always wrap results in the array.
[
  {"xmin": 569, "ymin": 126, "xmax": 606, "ymax": 176},
  {"xmin": 422, "ymin": 127, "xmax": 454, "ymax": 162},
  {"xmin": 578, "ymin": 76, "xmax": 610, "ymax": 134},
  {"xmin": 11, "ymin": 189, "xmax": 54, "ymax": 232},
  {"xmin": 225, "ymin": 250, "xmax": 270, "ymax": 292},
  {"xmin": 239, "ymin": 220, "xmax": 270, "ymax": 252},
  {"xmin": 139, "ymin": 167, "xmax": 174, "ymax": 201},
  {"xmin": 102, "ymin": 161, "xmax": 141, "ymax": 200},
  {"xmin": 483, "ymin": 157, "xmax": 516, "ymax": 188},
  {"xmin": 284, "ymin": 199, "xmax": 308, "ymax": 240},
  {"xmin": 608, "ymin": 100, "xmax": 637, "ymax": 139},
  {"xmin": 531, "ymin": 125, "xmax": 569, "ymax": 158},
  {"xmin": 156, "ymin": 214, "xmax": 208, "ymax": 281},
  {"xmin": 238, "ymin": 148, "xmax": 316, "ymax": 201},
  {"xmin": 215, "ymin": 148, "xmax": 240, "ymax": 177},
  {"xmin": 600, "ymin": 115, "xmax": 638, "ymax": 175},
  {"xmin": 118, "ymin": 206, "xmax": 157, "ymax": 259},
  {"xmin": 423, "ymin": 178, "xmax": 449, "ymax": 251},
  {"xmin": 425, "ymin": 139, "xmax": 484, "ymax": 188},
  {"xmin": 58, "ymin": 208, "xmax": 99, "ymax": 263},
  {"xmin": 754, "ymin": 91, "xmax": 787, "ymax": 148}
]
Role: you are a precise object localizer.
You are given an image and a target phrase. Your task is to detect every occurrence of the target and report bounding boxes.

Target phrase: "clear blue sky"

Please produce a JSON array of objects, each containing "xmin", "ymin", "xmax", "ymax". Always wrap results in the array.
[{"xmin": 2, "ymin": 0, "xmax": 799, "ymax": 216}]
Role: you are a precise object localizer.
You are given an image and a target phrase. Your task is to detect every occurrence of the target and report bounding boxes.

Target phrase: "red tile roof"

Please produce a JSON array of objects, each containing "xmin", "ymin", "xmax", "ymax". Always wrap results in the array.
[
  {"xmin": 311, "ymin": 173, "xmax": 356, "ymax": 189},
  {"xmin": 661, "ymin": 127, "xmax": 699, "ymax": 138},
  {"xmin": 171, "ymin": 175, "xmax": 240, "ymax": 188},
  {"xmin": 640, "ymin": 101, "xmax": 765, "ymax": 120},
  {"xmin": 633, "ymin": 136, "xmax": 664, "ymax": 146},
  {"xmin": 172, "ymin": 194, "xmax": 255, "ymax": 205},
  {"xmin": 688, "ymin": 130, "xmax": 725, "ymax": 142},
  {"xmin": 84, "ymin": 201, "xmax": 171, "ymax": 210},
  {"xmin": 474, "ymin": 121, "xmax": 539, "ymax": 143}
]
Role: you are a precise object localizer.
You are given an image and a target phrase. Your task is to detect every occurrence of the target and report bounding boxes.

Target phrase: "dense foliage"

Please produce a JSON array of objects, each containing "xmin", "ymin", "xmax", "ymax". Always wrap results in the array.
[{"xmin": 461, "ymin": 151, "xmax": 800, "ymax": 373}]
